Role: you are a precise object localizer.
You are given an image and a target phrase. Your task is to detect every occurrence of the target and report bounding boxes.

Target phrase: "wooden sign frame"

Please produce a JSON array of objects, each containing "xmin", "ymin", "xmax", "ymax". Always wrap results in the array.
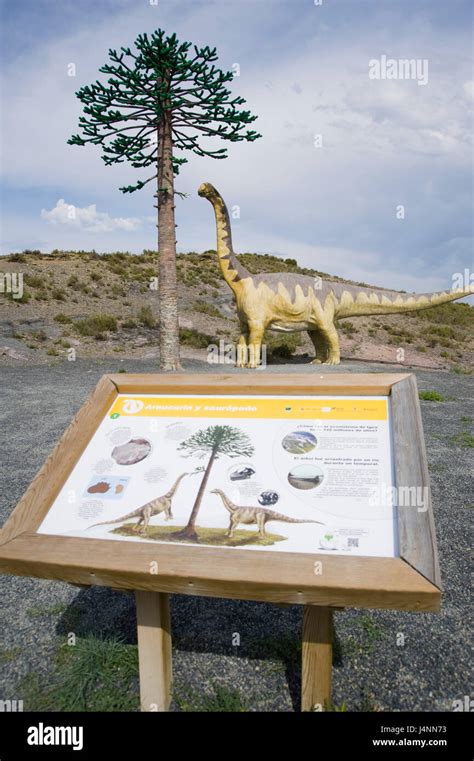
[{"xmin": 0, "ymin": 373, "xmax": 441, "ymax": 712}]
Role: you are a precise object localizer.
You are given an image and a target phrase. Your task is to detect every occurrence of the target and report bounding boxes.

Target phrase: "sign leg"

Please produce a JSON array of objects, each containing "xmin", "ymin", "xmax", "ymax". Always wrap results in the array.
[
  {"xmin": 301, "ymin": 605, "xmax": 333, "ymax": 711},
  {"xmin": 135, "ymin": 591, "xmax": 172, "ymax": 712}
]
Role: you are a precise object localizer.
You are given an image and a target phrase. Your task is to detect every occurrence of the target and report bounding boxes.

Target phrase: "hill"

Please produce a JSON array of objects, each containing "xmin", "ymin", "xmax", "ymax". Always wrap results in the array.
[{"xmin": 0, "ymin": 249, "xmax": 472, "ymax": 370}]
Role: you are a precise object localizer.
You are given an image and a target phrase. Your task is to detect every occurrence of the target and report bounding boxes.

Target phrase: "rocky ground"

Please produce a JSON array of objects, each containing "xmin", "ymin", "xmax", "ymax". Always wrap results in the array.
[{"xmin": 0, "ymin": 358, "xmax": 472, "ymax": 712}]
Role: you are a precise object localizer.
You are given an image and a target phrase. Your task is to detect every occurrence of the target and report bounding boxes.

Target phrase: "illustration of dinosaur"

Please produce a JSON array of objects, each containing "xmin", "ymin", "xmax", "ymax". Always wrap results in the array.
[
  {"xmin": 88, "ymin": 473, "xmax": 188, "ymax": 535},
  {"xmin": 210, "ymin": 488, "xmax": 324, "ymax": 538},
  {"xmin": 198, "ymin": 182, "xmax": 474, "ymax": 367}
]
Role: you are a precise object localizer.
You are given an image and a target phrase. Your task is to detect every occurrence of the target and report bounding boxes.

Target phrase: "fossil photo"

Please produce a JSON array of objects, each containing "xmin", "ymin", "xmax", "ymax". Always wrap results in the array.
[{"xmin": 111, "ymin": 438, "xmax": 151, "ymax": 466}]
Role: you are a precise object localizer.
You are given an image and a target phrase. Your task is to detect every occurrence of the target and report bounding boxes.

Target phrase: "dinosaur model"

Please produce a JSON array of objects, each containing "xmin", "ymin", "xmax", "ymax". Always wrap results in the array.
[
  {"xmin": 198, "ymin": 182, "xmax": 473, "ymax": 367},
  {"xmin": 88, "ymin": 473, "xmax": 188, "ymax": 535},
  {"xmin": 210, "ymin": 488, "xmax": 324, "ymax": 538}
]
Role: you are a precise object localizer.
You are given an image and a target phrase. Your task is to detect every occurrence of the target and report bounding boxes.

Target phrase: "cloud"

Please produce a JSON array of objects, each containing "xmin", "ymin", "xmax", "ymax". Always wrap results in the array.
[
  {"xmin": 1, "ymin": 0, "xmax": 473, "ymax": 296},
  {"xmin": 41, "ymin": 199, "xmax": 142, "ymax": 233}
]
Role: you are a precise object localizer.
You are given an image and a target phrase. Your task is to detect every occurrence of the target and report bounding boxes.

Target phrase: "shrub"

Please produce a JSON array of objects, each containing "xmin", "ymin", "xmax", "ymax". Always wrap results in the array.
[
  {"xmin": 67, "ymin": 274, "xmax": 79, "ymax": 287},
  {"xmin": 75, "ymin": 314, "xmax": 118, "ymax": 338},
  {"xmin": 24, "ymin": 274, "xmax": 43, "ymax": 288},
  {"xmin": 137, "ymin": 305, "xmax": 155, "ymax": 328},
  {"xmin": 5, "ymin": 289, "xmax": 31, "ymax": 303},
  {"xmin": 29, "ymin": 329, "xmax": 47, "ymax": 342},
  {"xmin": 265, "ymin": 333, "xmax": 301, "ymax": 359},
  {"xmin": 179, "ymin": 327, "xmax": 213, "ymax": 348},
  {"xmin": 192, "ymin": 300, "xmax": 222, "ymax": 317},
  {"xmin": 54, "ymin": 313, "xmax": 73, "ymax": 324},
  {"xmin": 340, "ymin": 321, "xmax": 355, "ymax": 334}
]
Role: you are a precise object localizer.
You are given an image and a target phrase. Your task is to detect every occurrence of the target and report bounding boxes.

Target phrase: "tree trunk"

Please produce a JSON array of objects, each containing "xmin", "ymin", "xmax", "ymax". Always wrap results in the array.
[
  {"xmin": 175, "ymin": 447, "xmax": 218, "ymax": 541},
  {"xmin": 157, "ymin": 110, "xmax": 181, "ymax": 371}
]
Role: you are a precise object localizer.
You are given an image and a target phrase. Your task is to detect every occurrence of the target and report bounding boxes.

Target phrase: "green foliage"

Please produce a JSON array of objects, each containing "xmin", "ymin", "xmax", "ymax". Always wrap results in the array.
[
  {"xmin": 0, "ymin": 647, "xmax": 22, "ymax": 665},
  {"xmin": 68, "ymin": 29, "xmax": 261, "ymax": 192},
  {"xmin": 178, "ymin": 424, "xmax": 254, "ymax": 459},
  {"xmin": 192, "ymin": 300, "xmax": 222, "ymax": 317},
  {"xmin": 176, "ymin": 683, "xmax": 249, "ymax": 712},
  {"xmin": 265, "ymin": 332, "xmax": 301, "ymax": 359},
  {"xmin": 3, "ymin": 289, "xmax": 30, "ymax": 303},
  {"xmin": 419, "ymin": 391, "xmax": 445, "ymax": 402},
  {"xmin": 341, "ymin": 614, "xmax": 385, "ymax": 659},
  {"xmin": 54, "ymin": 313, "xmax": 73, "ymax": 324},
  {"xmin": 20, "ymin": 636, "xmax": 139, "ymax": 712},
  {"xmin": 31, "ymin": 329, "xmax": 47, "ymax": 342},
  {"xmin": 339, "ymin": 320, "xmax": 356, "ymax": 335},
  {"xmin": 114, "ymin": 523, "xmax": 285, "ymax": 547},
  {"xmin": 417, "ymin": 301, "xmax": 473, "ymax": 328},
  {"xmin": 75, "ymin": 314, "xmax": 118, "ymax": 338},
  {"xmin": 450, "ymin": 432, "xmax": 474, "ymax": 448},
  {"xmin": 179, "ymin": 327, "xmax": 213, "ymax": 348},
  {"xmin": 137, "ymin": 305, "xmax": 155, "ymax": 328},
  {"xmin": 24, "ymin": 273, "xmax": 43, "ymax": 288}
]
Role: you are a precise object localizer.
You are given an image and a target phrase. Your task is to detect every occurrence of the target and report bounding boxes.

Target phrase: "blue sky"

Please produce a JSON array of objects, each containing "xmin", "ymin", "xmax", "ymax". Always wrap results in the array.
[{"xmin": 0, "ymin": 0, "xmax": 473, "ymax": 292}]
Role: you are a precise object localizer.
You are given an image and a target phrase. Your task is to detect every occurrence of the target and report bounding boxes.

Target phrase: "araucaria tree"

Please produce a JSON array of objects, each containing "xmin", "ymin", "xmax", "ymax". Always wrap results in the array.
[
  {"xmin": 177, "ymin": 425, "xmax": 254, "ymax": 541},
  {"xmin": 68, "ymin": 29, "xmax": 261, "ymax": 370}
]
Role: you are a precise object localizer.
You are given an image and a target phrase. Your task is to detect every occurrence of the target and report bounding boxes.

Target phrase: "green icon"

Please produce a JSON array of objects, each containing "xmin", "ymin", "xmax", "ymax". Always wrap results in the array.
[{"xmin": 110, "ymin": 412, "xmax": 120, "ymax": 419}]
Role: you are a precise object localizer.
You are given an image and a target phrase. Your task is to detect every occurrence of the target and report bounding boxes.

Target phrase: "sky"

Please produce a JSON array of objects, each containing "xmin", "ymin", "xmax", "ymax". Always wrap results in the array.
[{"xmin": 0, "ymin": 0, "xmax": 473, "ymax": 292}]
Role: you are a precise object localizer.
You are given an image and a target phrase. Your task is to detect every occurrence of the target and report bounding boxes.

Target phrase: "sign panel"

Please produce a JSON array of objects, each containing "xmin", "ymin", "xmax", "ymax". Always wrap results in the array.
[{"xmin": 38, "ymin": 393, "xmax": 397, "ymax": 558}]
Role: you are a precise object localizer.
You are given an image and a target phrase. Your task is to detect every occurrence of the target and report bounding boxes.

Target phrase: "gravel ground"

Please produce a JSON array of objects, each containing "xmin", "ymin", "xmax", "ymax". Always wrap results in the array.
[{"xmin": 0, "ymin": 357, "xmax": 472, "ymax": 711}]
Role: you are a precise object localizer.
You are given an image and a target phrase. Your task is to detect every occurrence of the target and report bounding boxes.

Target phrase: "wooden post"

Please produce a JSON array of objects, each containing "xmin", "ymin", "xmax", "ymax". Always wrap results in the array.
[
  {"xmin": 135, "ymin": 591, "xmax": 172, "ymax": 712},
  {"xmin": 301, "ymin": 605, "xmax": 333, "ymax": 711}
]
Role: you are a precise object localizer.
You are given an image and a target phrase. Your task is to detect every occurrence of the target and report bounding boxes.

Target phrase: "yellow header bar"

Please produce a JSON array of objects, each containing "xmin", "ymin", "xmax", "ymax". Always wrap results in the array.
[{"xmin": 109, "ymin": 395, "xmax": 388, "ymax": 421}]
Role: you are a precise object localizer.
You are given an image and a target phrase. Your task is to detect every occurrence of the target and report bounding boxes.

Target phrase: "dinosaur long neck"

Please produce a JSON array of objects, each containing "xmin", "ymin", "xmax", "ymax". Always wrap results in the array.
[
  {"xmin": 216, "ymin": 490, "xmax": 235, "ymax": 513},
  {"xmin": 165, "ymin": 473, "xmax": 186, "ymax": 498},
  {"xmin": 210, "ymin": 192, "xmax": 249, "ymax": 288}
]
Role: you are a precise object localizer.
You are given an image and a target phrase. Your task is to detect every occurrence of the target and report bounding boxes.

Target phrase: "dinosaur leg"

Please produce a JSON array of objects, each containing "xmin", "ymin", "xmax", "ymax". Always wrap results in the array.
[
  {"xmin": 133, "ymin": 517, "xmax": 144, "ymax": 532},
  {"xmin": 165, "ymin": 508, "xmax": 172, "ymax": 521},
  {"xmin": 236, "ymin": 323, "xmax": 249, "ymax": 368},
  {"xmin": 246, "ymin": 319, "xmax": 265, "ymax": 369},
  {"xmin": 308, "ymin": 324, "xmax": 340, "ymax": 365},
  {"xmin": 257, "ymin": 513, "xmax": 266, "ymax": 537},
  {"xmin": 227, "ymin": 516, "xmax": 238, "ymax": 538},
  {"xmin": 140, "ymin": 508, "xmax": 152, "ymax": 534}
]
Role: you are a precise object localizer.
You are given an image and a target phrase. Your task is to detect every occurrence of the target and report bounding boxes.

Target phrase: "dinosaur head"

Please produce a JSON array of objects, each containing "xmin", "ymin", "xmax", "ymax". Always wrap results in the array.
[
  {"xmin": 210, "ymin": 488, "xmax": 223, "ymax": 495},
  {"xmin": 198, "ymin": 182, "xmax": 221, "ymax": 203}
]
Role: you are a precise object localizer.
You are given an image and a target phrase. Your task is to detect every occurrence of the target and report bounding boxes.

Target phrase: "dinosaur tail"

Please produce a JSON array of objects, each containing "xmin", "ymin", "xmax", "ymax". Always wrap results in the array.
[
  {"xmin": 335, "ymin": 283, "xmax": 473, "ymax": 319},
  {"xmin": 198, "ymin": 182, "xmax": 250, "ymax": 289},
  {"xmin": 88, "ymin": 508, "xmax": 141, "ymax": 529},
  {"xmin": 266, "ymin": 511, "xmax": 325, "ymax": 525}
]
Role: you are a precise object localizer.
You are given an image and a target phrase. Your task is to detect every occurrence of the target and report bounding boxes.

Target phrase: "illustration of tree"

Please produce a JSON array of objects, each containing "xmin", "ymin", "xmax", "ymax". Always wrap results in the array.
[
  {"xmin": 176, "ymin": 425, "xmax": 254, "ymax": 541},
  {"xmin": 68, "ymin": 29, "xmax": 261, "ymax": 371}
]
